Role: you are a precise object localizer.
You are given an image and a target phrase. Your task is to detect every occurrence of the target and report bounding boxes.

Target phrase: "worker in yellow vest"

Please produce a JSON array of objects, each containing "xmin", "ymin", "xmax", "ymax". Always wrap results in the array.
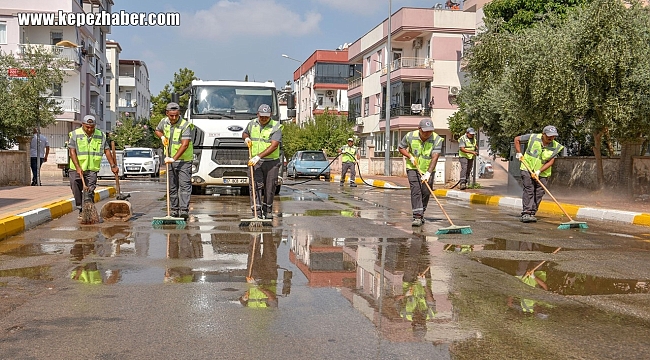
[
  {"xmin": 458, "ymin": 127, "xmax": 478, "ymax": 190},
  {"xmin": 514, "ymin": 125, "xmax": 565, "ymax": 223},
  {"xmin": 338, "ymin": 138, "xmax": 359, "ymax": 187},
  {"xmin": 398, "ymin": 119, "xmax": 444, "ymax": 227},
  {"xmin": 68, "ymin": 115, "xmax": 119, "ymax": 219},
  {"xmin": 239, "ymin": 233, "xmax": 279, "ymax": 308},
  {"xmin": 243, "ymin": 104, "xmax": 283, "ymax": 220},
  {"xmin": 155, "ymin": 102, "xmax": 194, "ymax": 220}
]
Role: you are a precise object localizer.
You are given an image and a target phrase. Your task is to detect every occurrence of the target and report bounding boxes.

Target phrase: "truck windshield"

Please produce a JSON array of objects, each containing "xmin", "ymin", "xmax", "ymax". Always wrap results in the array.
[
  {"xmin": 124, "ymin": 150, "xmax": 152, "ymax": 158},
  {"xmin": 192, "ymin": 86, "xmax": 276, "ymax": 117}
]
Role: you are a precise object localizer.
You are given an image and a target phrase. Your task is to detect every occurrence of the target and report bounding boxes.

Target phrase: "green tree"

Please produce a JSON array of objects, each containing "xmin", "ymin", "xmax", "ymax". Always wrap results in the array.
[
  {"xmin": 150, "ymin": 67, "xmax": 197, "ymax": 126},
  {"xmin": 111, "ymin": 116, "xmax": 149, "ymax": 149},
  {"xmin": 282, "ymin": 111, "xmax": 354, "ymax": 160},
  {"xmin": 0, "ymin": 46, "xmax": 71, "ymax": 148}
]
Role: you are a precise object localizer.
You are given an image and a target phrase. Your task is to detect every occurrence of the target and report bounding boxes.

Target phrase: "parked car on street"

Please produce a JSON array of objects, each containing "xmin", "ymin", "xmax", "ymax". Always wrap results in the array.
[
  {"xmin": 286, "ymin": 150, "xmax": 331, "ymax": 180},
  {"xmin": 122, "ymin": 147, "xmax": 160, "ymax": 178}
]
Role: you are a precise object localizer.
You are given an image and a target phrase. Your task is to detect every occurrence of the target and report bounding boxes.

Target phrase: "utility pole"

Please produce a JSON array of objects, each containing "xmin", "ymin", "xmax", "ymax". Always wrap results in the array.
[{"xmin": 384, "ymin": 0, "xmax": 392, "ymax": 176}]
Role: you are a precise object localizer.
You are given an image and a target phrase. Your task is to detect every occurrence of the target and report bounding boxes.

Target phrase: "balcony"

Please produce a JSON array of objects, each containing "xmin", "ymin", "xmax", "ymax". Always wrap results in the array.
[
  {"xmin": 380, "ymin": 57, "xmax": 434, "ymax": 83},
  {"xmin": 119, "ymin": 76, "xmax": 135, "ymax": 87},
  {"xmin": 348, "ymin": 77, "xmax": 362, "ymax": 90},
  {"xmin": 18, "ymin": 44, "xmax": 79, "ymax": 66},
  {"xmin": 380, "ymin": 106, "xmax": 432, "ymax": 119},
  {"xmin": 49, "ymin": 96, "xmax": 80, "ymax": 113}
]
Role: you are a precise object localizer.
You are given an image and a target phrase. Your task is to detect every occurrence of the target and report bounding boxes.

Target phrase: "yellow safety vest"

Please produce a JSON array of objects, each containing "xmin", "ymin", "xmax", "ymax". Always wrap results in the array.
[
  {"xmin": 249, "ymin": 119, "xmax": 283, "ymax": 160},
  {"xmin": 400, "ymin": 282, "xmax": 435, "ymax": 321},
  {"xmin": 70, "ymin": 269, "xmax": 102, "ymax": 284},
  {"xmin": 69, "ymin": 128, "xmax": 105, "ymax": 172},
  {"xmin": 246, "ymin": 283, "xmax": 277, "ymax": 308},
  {"xmin": 404, "ymin": 130, "xmax": 443, "ymax": 173},
  {"xmin": 341, "ymin": 145, "xmax": 357, "ymax": 163},
  {"xmin": 162, "ymin": 118, "xmax": 194, "ymax": 161},
  {"xmin": 520, "ymin": 133, "xmax": 564, "ymax": 177},
  {"xmin": 458, "ymin": 134, "xmax": 477, "ymax": 160}
]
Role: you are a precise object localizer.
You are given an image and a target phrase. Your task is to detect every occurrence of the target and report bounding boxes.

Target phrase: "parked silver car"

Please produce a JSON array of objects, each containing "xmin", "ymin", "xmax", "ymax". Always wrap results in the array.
[{"xmin": 122, "ymin": 147, "xmax": 160, "ymax": 178}]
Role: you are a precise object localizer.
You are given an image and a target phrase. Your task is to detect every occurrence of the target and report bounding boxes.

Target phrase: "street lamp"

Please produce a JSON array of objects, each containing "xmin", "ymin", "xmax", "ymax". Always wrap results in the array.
[
  {"xmin": 384, "ymin": 0, "xmax": 392, "ymax": 176},
  {"xmin": 282, "ymin": 54, "xmax": 302, "ymax": 124}
]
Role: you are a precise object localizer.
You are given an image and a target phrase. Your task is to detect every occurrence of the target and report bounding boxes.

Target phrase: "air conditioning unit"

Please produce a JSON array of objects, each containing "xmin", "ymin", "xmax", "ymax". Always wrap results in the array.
[
  {"xmin": 448, "ymin": 86, "xmax": 461, "ymax": 96},
  {"xmin": 326, "ymin": 90, "xmax": 334, "ymax": 97},
  {"xmin": 86, "ymin": 45, "xmax": 95, "ymax": 56},
  {"xmin": 355, "ymin": 117, "xmax": 364, "ymax": 126},
  {"xmin": 413, "ymin": 38, "xmax": 423, "ymax": 49}
]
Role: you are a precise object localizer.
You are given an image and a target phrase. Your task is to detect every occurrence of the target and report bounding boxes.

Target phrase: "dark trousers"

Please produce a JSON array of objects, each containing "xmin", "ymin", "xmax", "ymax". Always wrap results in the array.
[
  {"xmin": 407, "ymin": 169, "xmax": 434, "ymax": 218},
  {"xmin": 521, "ymin": 170, "xmax": 547, "ymax": 215},
  {"xmin": 459, "ymin": 157, "xmax": 474, "ymax": 184},
  {"xmin": 249, "ymin": 159, "xmax": 280, "ymax": 216},
  {"xmin": 168, "ymin": 161, "xmax": 192, "ymax": 212},
  {"xmin": 341, "ymin": 162, "xmax": 356, "ymax": 183},
  {"xmin": 30, "ymin": 157, "xmax": 45, "ymax": 185},
  {"xmin": 69, "ymin": 170, "xmax": 98, "ymax": 210}
]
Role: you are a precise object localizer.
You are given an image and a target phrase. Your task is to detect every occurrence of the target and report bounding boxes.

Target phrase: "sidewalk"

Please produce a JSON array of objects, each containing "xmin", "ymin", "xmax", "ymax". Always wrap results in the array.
[
  {"xmin": 0, "ymin": 174, "xmax": 114, "ymax": 240},
  {"xmin": 335, "ymin": 158, "xmax": 650, "ymax": 227}
]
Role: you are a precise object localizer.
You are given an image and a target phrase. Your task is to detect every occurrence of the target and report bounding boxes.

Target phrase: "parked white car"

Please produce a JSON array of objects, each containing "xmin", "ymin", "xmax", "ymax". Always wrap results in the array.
[{"xmin": 122, "ymin": 147, "xmax": 160, "ymax": 178}]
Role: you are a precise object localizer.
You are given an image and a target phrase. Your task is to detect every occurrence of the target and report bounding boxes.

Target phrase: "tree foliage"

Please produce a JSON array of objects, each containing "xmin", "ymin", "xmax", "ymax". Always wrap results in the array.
[
  {"xmin": 110, "ymin": 115, "xmax": 157, "ymax": 150},
  {"xmin": 282, "ymin": 111, "xmax": 354, "ymax": 160},
  {"xmin": 0, "ymin": 46, "xmax": 71, "ymax": 148},
  {"xmin": 150, "ymin": 68, "xmax": 197, "ymax": 128},
  {"xmin": 452, "ymin": 0, "xmax": 650, "ymax": 188}
]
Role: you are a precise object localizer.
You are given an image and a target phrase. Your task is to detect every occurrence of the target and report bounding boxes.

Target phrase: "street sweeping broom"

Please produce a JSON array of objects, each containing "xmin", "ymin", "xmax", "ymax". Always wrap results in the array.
[
  {"xmin": 79, "ymin": 175, "xmax": 99, "ymax": 225},
  {"xmin": 152, "ymin": 153, "xmax": 185, "ymax": 227},
  {"xmin": 239, "ymin": 146, "xmax": 272, "ymax": 229},
  {"xmin": 520, "ymin": 160, "xmax": 588, "ymax": 230},
  {"xmin": 418, "ymin": 170, "xmax": 472, "ymax": 235}
]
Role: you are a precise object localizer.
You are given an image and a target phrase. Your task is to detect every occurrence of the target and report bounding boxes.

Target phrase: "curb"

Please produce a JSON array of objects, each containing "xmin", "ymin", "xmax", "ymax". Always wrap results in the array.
[
  {"xmin": 0, "ymin": 187, "xmax": 115, "ymax": 241},
  {"xmin": 435, "ymin": 189, "xmax": 650, "ymax": 227},
  {"xmin": 331, "ymin": 175, "xmax": 408, "ymax": 189}
]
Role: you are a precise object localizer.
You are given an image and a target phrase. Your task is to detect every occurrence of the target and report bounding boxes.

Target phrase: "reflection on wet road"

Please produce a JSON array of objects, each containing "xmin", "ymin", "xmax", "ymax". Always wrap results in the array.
[{"xmin": 1, "ymin": 179, "xmax": 650, "ymax": 358}]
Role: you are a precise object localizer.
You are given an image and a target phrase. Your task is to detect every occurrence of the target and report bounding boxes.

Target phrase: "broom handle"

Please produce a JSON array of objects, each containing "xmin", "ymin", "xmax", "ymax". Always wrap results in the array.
[
  {"xmin": 418, "ymin": 169, "xmax": 455, "ymax": 227},
  {"xmin": 527, "ymin": 247, "xmax": 561, "ymax": 275},
  {"xmin": 520, "ymin": 160, "xmax": 574, "ymax": 221},
  {"xmin": 111, "ymin": 141, "xmax": 120, "ymax": 194},
  {"xmin": 248, "ymin": 147, "xmax": 259, "ymax": 219},
  {"xmin": 166, "ymin": 162, "xmax": 171, "ymax": 217},
  {"xmin": 247, "ymin": 234, "xmax": 259, "ymax": 279}
]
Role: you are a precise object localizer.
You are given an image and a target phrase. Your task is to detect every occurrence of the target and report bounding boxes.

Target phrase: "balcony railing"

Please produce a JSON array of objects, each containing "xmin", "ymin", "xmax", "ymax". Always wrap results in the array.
[
  {"xmin": 380, "ymin": 106, "xmax": 432, "ymax": 119},
  {"xmin": 348, "ymin": 77, "xmax": 362, "ymax": 89},
  {"xmin": 49, "ymin": 96, "xmax": 80, "ymax": 113},
  {"xmin": 380, "ymin": 57, "xmax": 433, "ymax": 74},
  {"xmin": 19, "ymin": 44, "xmax": 79, "ymax": 65}
]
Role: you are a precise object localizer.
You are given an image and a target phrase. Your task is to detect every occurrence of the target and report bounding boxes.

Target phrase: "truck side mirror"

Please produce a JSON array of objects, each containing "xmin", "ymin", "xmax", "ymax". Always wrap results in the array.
[
  {"xmin": 287, "ymin": 93, "xmax": 295, "ymax": 109},
  {"xmin": 171, "ymin": 92, "xmax": 180, "ymax": 104}
]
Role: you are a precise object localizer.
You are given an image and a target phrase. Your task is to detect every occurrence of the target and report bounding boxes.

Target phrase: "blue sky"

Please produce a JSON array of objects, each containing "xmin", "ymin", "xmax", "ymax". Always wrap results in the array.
[{"xmin": 109, "ymin": 0, "xmax": 437, "ymax": 96}]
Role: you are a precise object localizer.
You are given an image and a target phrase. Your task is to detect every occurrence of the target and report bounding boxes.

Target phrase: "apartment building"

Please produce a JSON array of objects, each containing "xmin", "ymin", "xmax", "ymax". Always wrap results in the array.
[
  {"xmin": 289, "ymin": 49, "xmax": 349, "ymax": 125},
  {"xmin": 105, "ymin": 40, "xmax": 121, "ymax": 131},
  {"xmin": 117, "ymin": 59, "xmax": 150, "ymax": 121},
  {"xmin": 347, "ymin": 7, "xmax": 475, "ymax": 164},
  {"xmin": 0, "ymin": 0, "xmax": 112, "ymax": 148}
]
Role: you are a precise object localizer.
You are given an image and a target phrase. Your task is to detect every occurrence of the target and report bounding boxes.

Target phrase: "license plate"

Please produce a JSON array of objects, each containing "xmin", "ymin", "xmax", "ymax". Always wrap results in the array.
[
  {"xmin": 310, "ymin": 169, "xmax": 318, "ymax": 172},
  {"xmin": 127, "ymin": 167, "xmax": 139, "ymax": 171},
  {"xmin": 224, "ymin": 178, "xmax": 248, "ymax": 184}
]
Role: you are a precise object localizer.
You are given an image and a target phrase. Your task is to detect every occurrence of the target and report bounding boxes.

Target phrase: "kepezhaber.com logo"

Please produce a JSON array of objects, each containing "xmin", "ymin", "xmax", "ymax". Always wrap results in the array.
[{"xmin": 17, "ymin": 10, "xmax": 180, "ymax": 27}]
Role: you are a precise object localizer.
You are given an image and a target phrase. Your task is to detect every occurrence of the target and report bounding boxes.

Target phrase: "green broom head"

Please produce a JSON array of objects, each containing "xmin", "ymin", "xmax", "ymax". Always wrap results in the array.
[
  {"xmin": 436, "ymin": 225, "xmax": 473, "ymax": 235},
  {"xmin": 557, "ymin": 221, "xmax": 588, "ymax": 230},
  {"xmin": 152, "ymin": 217, "xmax": 186, "ymax": 227}
]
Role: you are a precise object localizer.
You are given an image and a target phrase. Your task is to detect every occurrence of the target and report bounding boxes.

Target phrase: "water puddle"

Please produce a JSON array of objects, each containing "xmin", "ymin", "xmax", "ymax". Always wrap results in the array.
[
  {"xmin": 482, "ymin": 239, "xmax": 564, "ymax": 253},
  {"xmin": 477, "ymin": 258, "xmax": 650, "ymax": 296}
]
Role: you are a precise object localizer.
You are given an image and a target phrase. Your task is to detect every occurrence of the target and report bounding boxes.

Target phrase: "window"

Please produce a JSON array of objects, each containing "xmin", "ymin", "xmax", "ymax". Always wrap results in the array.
[
  {"xmin": 366, "ymin": 57, "xmax": 371, "ymax": 76},
  {"xmin": 0, "ymin": 22, "xmax": 6, "ymax": 44},
  {"xmin": 52, "ymin": 83, "xmax": 62, "ymax": 96},
  {"xmin": 50, "ymin": 31, "xmax": 63, "ymax": 46},
  {"xmin": 376, "ymin": 50, "xmax": 382, "ymax": 71},
  {"xmin": 363, "ymin": 97, "xmax": 369, "ymax": 117},
  {"xmin": 106, "ymin": 83, "xmax": 110, "ymax": 93},
  {"xmin": 317, "ymin": 95, "xmax": 323, "ymax": 106},
  {"xmin": 99, "ymin": 30, "xmax": 104, "ymax": 51},
  {"xmin": 375, "ymin": 94, "xmax": 381, "ymax": 114}
]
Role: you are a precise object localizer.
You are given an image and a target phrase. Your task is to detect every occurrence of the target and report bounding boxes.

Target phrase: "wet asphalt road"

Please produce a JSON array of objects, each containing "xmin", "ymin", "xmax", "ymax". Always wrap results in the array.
[{"xmin": 1, "ymin": 177, "xmax": 650, "ymax": 359}]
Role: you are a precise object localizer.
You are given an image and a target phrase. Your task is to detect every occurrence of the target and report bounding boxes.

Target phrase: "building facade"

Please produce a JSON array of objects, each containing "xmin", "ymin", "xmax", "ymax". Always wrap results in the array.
[
  {"xmin": 347, "ymin": 7, "xmax": 475, "ymax": 162},
  {"xmin": 0, "ymin": 0, "xmax": 113, "ymax": 148},
  {"xmin": 117, "ymin": 59, "xmax": 150, "ymax": 121},
  {"xmin": 105, "ymin": 40, "xmax": 121, "ymax": 131},
  {"xmin": 291, "ymin": 49, "xmax": 349, "ymax": 126}
]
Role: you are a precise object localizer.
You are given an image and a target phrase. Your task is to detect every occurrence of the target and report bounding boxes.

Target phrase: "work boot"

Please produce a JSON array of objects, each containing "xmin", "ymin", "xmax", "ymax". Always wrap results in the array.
[
  {"xmin": 528, "ymin": 215, "xmax": 537, "ymax": 222},
  {"xmin": 350, "ymin": 183, "xmax": 357, "ymax": 187},
  {"xmin": 171, "ymin": 210, "xmax": 179, "ymax": 218},
  {"xmin": 339, "ymin": 182, "xmax": 344, "ymax": 187},
  {"xmin": 459, "ymin": 182, "xmax": 467, "ymax": 190},
  {"xmin": 180, "ymin": 211, "xmax": 189, "ymax": 220},
  {"xmin": 521, "ymin": 214, "xmax": 534, "ymax": 223},
  {"xmin": 412, "ymin": 218, "xmax": 424, "ymax": 227}
]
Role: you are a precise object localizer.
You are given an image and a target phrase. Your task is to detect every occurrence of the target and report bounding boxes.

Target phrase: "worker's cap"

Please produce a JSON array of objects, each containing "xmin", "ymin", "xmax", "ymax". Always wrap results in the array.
[
  {"xmin": 543, "ymin": 125, "xmax": 558, "ymax": 137},
  {"xmin": 81, "ymin": 114, "xmax": 96, "ymax": 125},
  {"xmin": 258, "ymin": 104, "xmax": 271, "ymax": 117},
  {"xmin": 466, "ymin": 127, "xmax": 475, "ymax": 134},
  {"xmin": 347, "ymin": 138, "xmax": 354, "ymax": 142},
  {"xmin": 165, "ymin": 102, "xmax": 180, "ymax": 111},
  {"xmin": 419, "ymin": 118, "xmax": 435, "ymax": 132}
]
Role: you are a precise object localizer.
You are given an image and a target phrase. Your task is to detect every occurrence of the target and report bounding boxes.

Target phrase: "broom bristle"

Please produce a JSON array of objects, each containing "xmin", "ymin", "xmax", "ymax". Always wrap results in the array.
[
  {"xmin": 436, "ymin": 225, "xmax": 473, "ymax": 235},
  {"xmin": 558, "ymin": 221, "xmax": 588, "ymax": 230},
  {"xmin": 81, "ymin": 201, "xmax": 99, "ymax": 224}
]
